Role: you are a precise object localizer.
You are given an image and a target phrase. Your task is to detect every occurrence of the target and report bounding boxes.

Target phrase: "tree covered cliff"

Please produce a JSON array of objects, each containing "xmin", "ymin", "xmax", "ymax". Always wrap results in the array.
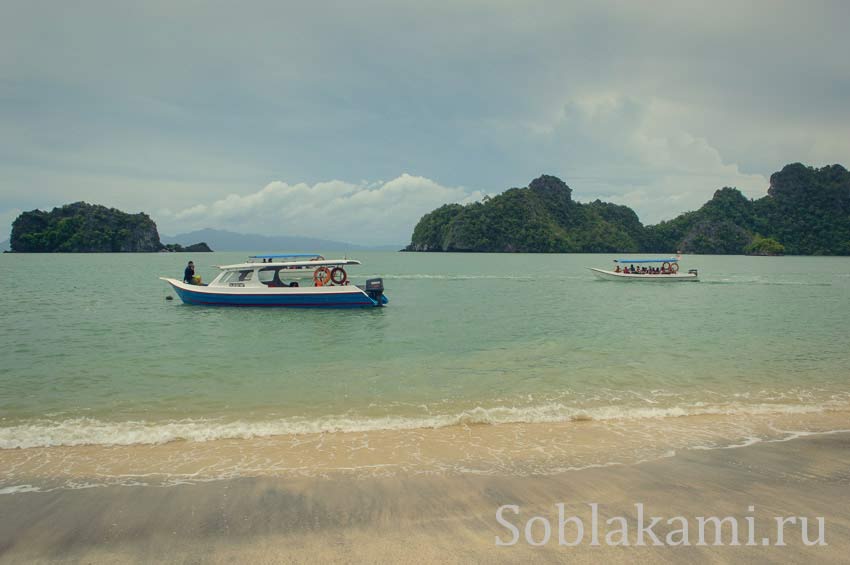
[
  {"xmin": 406, "ymin": 163, "xmax": 850, "ymax": 255},
  {"xmin": 9, "ymin": 202, "xmax": 211, "ymax": 253},
  {"xmin": 408, "ymin": 176, "xmax": 645, "ymax": 253}
]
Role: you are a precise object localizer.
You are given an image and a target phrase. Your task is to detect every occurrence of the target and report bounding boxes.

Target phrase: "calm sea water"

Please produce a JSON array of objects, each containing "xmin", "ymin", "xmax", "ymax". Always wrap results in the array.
[{"xmin": 1, "ymin": 252, "xmax": 849, "ymax": 448}]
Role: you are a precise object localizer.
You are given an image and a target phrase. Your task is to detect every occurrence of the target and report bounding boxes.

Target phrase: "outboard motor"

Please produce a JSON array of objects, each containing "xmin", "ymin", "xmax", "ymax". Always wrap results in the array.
[{"xmin": 364, "ymin": 278, "xmax": 385, "ymax": 306}]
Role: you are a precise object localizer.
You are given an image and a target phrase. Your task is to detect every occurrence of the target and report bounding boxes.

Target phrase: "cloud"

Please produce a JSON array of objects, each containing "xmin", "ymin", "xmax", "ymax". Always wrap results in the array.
[
  {"xmin": 525, "ymin": 93, "xmax": 769, "ymax": 223},
  {"xmin": 157, "ymin": 174, "xmax": 484, "ymax": 245},
  {"xmin": 157, "ymin": 96, "xmax": 771, "ymax": 245},
  {"xmin": 1, "ymin": 1, "xmax": 848, "ymax": 230}
]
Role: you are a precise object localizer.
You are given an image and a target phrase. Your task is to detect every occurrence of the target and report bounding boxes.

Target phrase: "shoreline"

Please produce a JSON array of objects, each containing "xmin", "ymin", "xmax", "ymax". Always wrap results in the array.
[
  {"xmin": 2, "ymin": 430, "xmax": 849, "ymax": 562},
  {"xmin": 2, "ymin": 409, "xmax": 849, "ymax": 492}
]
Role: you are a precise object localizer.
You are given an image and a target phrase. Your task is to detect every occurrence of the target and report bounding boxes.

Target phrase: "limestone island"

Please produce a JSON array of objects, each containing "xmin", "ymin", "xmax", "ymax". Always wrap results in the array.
[
  {"xmin": 8, "ymin": 202, "xmax": 212, "ymax": 253},
  {"xmin": 405, "ymin": 163, "xmax": 850, "ymax": 255}
]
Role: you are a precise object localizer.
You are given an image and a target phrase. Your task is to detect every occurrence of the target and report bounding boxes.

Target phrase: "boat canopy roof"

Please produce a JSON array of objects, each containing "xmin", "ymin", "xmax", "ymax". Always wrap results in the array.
[
  {"xmin": 247, "ymin": 253, "xmax": 325, "ymax": 263},
  {"xmin": 614, "ymin": 258, "xmax": 679, "ymax": 263},
  {"xmin": 249, "ymin": 253, "xmax": 324, "ymax": 259},
  {"xmin": 217, "ymin": 259, "xmax": 361, "ymax": 271}
]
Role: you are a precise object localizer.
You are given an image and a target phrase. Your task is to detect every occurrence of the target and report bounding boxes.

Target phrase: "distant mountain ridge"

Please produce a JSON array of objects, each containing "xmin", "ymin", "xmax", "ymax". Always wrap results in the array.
[{"xmin": 161, "ymin": 228, "xmax": 393, "ymax": 251}]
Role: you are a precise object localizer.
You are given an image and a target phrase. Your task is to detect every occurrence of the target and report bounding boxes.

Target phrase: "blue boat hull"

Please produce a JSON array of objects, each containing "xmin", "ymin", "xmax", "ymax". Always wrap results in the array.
[{"xmin": 170, "ymin": 285, "xmax": 383, "ymax": 308}]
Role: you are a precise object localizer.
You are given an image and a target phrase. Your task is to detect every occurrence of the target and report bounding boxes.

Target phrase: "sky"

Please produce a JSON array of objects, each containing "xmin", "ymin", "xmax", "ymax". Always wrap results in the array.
[{"xmin": 2, "ymin": 1, "xmax": 848, "ymax": 245}]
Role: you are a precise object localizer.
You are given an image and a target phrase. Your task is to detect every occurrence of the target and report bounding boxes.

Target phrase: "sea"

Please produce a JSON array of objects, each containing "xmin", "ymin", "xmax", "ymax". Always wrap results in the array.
[{"xmin": 1, "ymin": 252, "xmax": 849, "ymax": 492}]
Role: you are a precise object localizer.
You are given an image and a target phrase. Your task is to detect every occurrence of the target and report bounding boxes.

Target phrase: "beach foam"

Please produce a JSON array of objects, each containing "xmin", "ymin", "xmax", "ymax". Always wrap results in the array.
[
  {"xmin": 1, "ymin": 400, "xmax": 845, "ymax": 449},
  {"xmin": 2, "ymin": 408, "xmax": 849, "ymax": 493}
]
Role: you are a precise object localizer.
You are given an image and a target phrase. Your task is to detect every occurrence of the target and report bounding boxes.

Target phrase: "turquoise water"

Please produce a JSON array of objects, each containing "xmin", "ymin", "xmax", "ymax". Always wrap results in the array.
[{"xmin": 1, "ymin": 252, "xmax": 849, "ymax": 448}]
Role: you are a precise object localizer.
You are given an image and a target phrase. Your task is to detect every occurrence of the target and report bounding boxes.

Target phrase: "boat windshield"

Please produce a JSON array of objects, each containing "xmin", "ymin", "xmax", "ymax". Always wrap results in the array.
[{"xmin": 219, "ymin": 270, "xmax": 254, "ymax": 284}]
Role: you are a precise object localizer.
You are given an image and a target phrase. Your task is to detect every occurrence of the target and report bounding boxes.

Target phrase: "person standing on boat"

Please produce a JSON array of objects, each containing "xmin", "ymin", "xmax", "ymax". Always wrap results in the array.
[{"xmin": 183, "ymin": 261, "xmax": 195, "ymax": 284}]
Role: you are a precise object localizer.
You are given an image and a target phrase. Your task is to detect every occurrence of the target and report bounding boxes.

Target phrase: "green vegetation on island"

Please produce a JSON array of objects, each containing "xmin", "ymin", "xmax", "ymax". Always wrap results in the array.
[
  {"xmin": 744, "ymin": 235, "xmax": 785, "ymax": 256},
  {"xmin": 161, "ymin": 242, "xmax": 214, "ymax": 253},
  {"xmin": 9, "ymin": 202, "xmax": 212, "ymax": 253},
  {"xmin": 406, "ymin": 163, "xmax": 850, "ymax": 255},
  {"xmin": 408, "ymin": 175, "xmax": 646, "ymax": 253}
]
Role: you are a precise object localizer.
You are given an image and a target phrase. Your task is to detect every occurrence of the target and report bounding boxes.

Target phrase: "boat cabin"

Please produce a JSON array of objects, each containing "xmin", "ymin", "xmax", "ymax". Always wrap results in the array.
[
  {"xmin": 614, "ymin": 258, "xmax": 682, "ymax": 275},
  {"xmin": 208, "ymin": 256, "xmax": 362, "ymax": 289}
]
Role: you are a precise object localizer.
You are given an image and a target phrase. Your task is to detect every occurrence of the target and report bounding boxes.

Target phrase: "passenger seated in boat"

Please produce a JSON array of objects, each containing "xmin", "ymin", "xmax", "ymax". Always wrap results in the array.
[{"xmin": 615, "ymin": 265, "xmax": 621, "ymax": 273}]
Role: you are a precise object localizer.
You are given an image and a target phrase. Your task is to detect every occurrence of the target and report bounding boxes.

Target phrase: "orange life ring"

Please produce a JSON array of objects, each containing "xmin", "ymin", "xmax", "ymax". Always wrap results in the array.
[
  {"xmin": 313, "ymin": 266, "xmax": 331, "ymax": 286},
  {"xmin": 330, "ymin": 267, "xmax": 348, "ymax": 285},
  {"xmin": 670, "ymin": 262, "xmax": 680, "ymax": 273},
  {"xmin": 661, "ymin": 262, "xmax": 671, "ymax": 274}
]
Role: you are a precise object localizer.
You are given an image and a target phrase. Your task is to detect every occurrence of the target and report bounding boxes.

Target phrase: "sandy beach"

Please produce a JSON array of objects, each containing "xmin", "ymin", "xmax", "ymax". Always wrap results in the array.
[
  {"xmin": 4, "ymin": 0, "xmax": 850, "ymax": 562},
  {"xmin": 1, "ymin": 430, "xmax": 848, "ymax": 563}
]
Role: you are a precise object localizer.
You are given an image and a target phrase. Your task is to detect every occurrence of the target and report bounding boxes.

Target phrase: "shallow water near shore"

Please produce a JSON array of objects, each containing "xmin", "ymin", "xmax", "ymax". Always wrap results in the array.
[{"xmin": 1, "ymin": 252, "xmax": 849, "ymax": 490}]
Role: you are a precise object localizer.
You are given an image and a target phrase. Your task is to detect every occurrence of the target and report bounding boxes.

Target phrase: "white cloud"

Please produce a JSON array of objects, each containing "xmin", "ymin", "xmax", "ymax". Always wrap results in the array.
[
  {"xmin": 2, "ymin": 1, "xmax": 846, "ymax": 232},
  {"xmin": 158, "ymin": 174, "xmax": 483, "ymax": 245},
  {"xmin": 532, "ymin": 94, "xmax": 768, "ymax": 223}
]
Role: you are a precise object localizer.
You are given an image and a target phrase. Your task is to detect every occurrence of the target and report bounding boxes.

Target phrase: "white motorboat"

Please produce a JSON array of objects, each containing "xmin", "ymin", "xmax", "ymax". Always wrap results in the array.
[
  {"xmin": 588, "ymin": 258, "xmax": 699, "ymax": 282},
  {"xmin": 160, "ymin": 254, "xmax": 388, "ymax": 307}
]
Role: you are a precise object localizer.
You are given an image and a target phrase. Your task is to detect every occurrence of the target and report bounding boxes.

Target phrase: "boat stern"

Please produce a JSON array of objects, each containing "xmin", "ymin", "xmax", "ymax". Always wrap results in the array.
[{"xmin": 362, "ymin": 278, "xmax": 388, "ymax": 306}]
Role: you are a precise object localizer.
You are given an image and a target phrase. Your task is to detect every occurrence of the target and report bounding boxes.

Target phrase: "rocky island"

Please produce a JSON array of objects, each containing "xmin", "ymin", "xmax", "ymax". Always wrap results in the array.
[
  {"xmin": 161, "ymin": 242, "xmax": 214, "ymax": 253},
  {"xmin": 406, "ymin": 163, "xmax": 850, "ymax": 255},
  {"xmin": 8, "ymin": 202, "xmax": 212, "ymax": 253}
]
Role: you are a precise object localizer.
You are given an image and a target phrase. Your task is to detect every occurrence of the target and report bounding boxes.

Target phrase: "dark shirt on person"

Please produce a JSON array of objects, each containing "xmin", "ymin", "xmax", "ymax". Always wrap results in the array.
[{"xmin": 184, "ymin": 266, "xmax": 194, "ymax": 283}]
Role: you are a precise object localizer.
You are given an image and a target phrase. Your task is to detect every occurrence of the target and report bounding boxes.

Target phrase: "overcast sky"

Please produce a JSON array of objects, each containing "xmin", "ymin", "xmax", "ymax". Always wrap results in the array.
[{"xmin": 2, "ymin": 1, "xmax": 848, "ymax": 245}]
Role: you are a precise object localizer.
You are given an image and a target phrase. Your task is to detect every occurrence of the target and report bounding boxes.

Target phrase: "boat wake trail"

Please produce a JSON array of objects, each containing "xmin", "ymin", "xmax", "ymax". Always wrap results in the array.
[{"xmin": 372, "ymin": 274, "xmax": 535, "ymax": 281}]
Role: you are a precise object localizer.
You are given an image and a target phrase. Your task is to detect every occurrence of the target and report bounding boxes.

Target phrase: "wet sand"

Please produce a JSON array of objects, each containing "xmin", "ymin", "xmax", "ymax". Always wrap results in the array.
[
  {"xmin": 4, "ymin": 410, "xmax": 848, "ymax": 488},
  {"xmin": 1, "ymin": 431, "xmax": 849, "ymax": 563}
]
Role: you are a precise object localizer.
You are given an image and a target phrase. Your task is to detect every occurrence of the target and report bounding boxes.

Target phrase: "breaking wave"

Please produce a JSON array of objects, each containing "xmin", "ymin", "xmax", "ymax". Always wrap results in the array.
[{"xmin": 1, "ymin": 401, "xmax": 845, "ymax": 450}]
